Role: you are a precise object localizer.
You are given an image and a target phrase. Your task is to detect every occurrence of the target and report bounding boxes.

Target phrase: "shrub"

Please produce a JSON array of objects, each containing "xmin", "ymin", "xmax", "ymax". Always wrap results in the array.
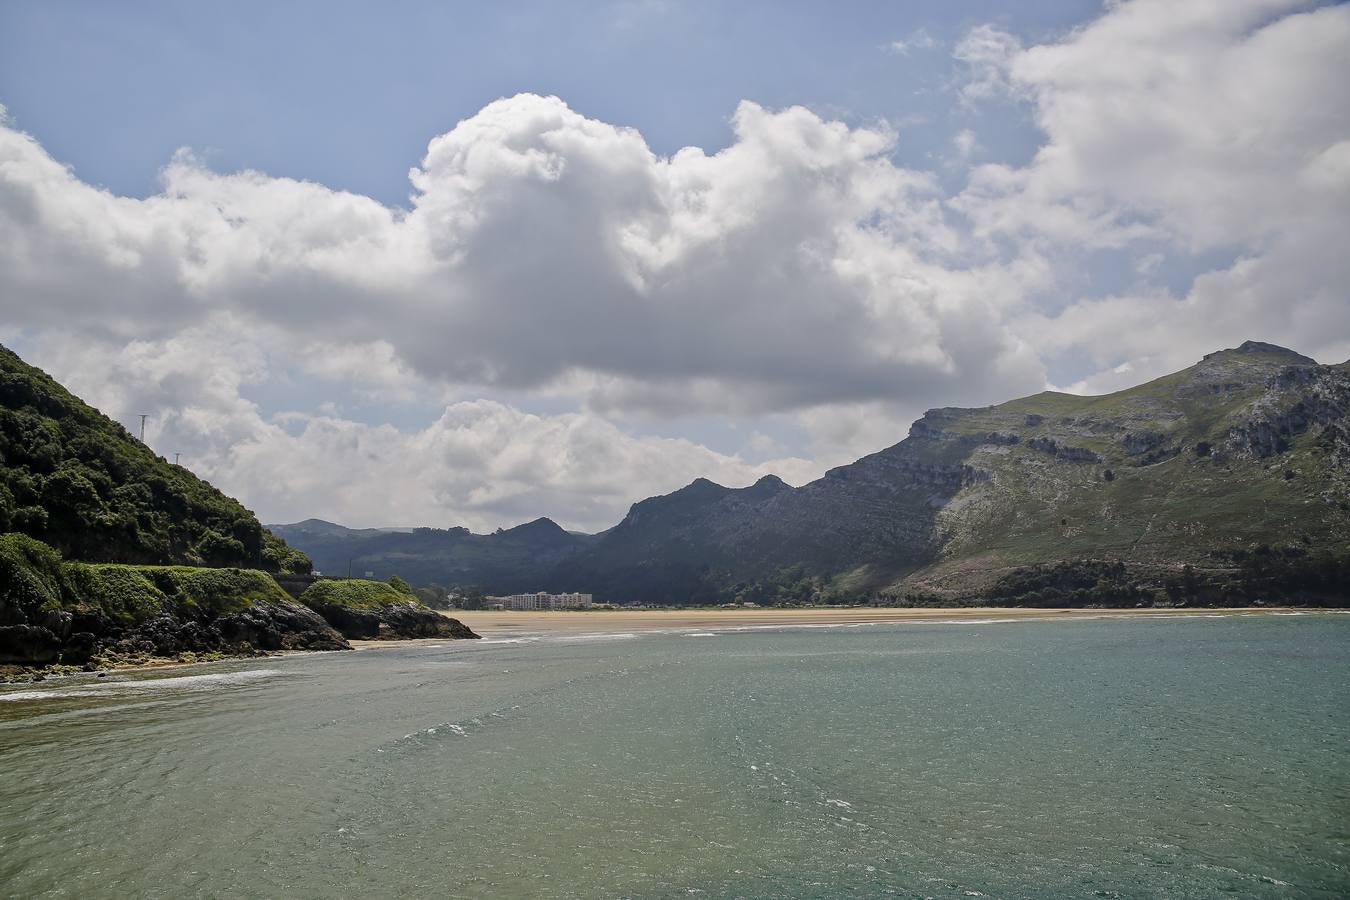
[
  {"xmin": 0, "ymin": 531, "xmax": 67, "ymax": 613},
  {"xmin": 62, "ymin": 564, "xmax": 167, "ymax": 623},
  {"xmin": 300, "ymin": 579, "xmax": 414, "ymax": 610}
]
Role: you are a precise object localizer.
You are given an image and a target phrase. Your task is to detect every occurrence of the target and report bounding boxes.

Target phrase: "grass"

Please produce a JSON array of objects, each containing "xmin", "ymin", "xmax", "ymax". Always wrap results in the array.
[
  {"xmin": 298, "ymin": 578, "xmax": 416, "ymax": 610},
  {"xmin": 2, "ymin": 532, "xmax": 295, "ymax": 626}
]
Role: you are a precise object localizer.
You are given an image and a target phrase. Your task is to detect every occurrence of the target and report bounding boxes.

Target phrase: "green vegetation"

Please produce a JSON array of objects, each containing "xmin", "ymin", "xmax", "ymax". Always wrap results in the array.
[
  {"xmin": 0, "ymin": 344, "xmax": 310, "ymax": 573},
  {"xmin": 546, "ymin": 342, "xmax": 1348, "ymax": 605},
  {"xmin": 0, "ymin": 531, "xmax": 66, "ymax": 611},
  {"xmin": 298, "ymin": 578, "xmax": 417, "ymax": 610},
  {"xmin": 198, "ymin": 342, "xmax": 1350, "ymax": 609},
  {"xmin": 1, "ymin": 531, "xmax": 294, "ymax": 625},
  {"xmin": 723, "ymin": 565, "xmax": 871, "ymax": 607},
  {"xmin": 986, "ymin": 560, "xmax": 1154, "ymax": 608}
]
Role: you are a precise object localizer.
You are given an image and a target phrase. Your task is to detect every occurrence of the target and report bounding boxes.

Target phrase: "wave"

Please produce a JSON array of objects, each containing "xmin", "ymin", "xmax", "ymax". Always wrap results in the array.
[{"xmin": 0, "ymin": 668, "xmax": 284, "ymax": 703}]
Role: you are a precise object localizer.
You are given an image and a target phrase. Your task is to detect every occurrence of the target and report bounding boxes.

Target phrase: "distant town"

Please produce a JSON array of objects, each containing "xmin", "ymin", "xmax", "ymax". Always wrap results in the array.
[{"xmin": 488, "ymin": 591, "xmax": 594, "ymax": 610}]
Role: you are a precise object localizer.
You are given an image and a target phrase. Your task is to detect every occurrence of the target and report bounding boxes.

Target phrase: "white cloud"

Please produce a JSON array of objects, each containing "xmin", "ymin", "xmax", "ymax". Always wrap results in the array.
[
  {"xmin": 0, "ymin": 96, "xmax": 1042, "ymax": 416},
  {"xmin": 952, "ymin": 24, "xmax": 1023, "ymax": 104},
  {"xmin": 24, "ymin": 324, "xmax": 819, "ymax": 531},
  {"xmin": 2, "ymin": 0, "xmax": 1348, "ymax": 528},
  {"xmin": 949, "ymin": 128, "xmax": 980, "ymax": 165},
  {"xmin": 888, "ymin": 28, "xmax": 939, "ymax": 55},
  {"xmin": 954, "ymin": 0, "xmax": 1350, "ymax": 386}
]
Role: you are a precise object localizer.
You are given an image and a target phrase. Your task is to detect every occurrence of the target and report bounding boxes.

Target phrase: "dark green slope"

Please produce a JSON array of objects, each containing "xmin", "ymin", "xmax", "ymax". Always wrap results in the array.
[{"xmin": 0, "ymin": 344, "xmax": 309, "ymax": 573}]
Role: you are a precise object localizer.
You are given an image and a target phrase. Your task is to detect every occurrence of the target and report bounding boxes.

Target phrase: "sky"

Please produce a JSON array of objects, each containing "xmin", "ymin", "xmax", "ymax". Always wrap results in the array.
[{"xmin": 1, "ymin": 0, "xmax": 1347, "ymax": 532}]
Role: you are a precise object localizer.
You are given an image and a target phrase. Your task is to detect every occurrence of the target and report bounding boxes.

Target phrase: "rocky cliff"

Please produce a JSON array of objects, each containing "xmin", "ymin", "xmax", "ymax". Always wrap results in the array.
[{"xmin": 554, "ymin": 342, "xmax": 1350, "ymax": 603}]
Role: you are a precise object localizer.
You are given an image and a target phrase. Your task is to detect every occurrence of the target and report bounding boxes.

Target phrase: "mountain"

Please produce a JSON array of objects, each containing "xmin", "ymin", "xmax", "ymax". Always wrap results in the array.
[
  {"xmin": 0, "ymin": 344, "xmax": 310, "ymax": 573},
  {"xmin": 560, "ymin": 341, "xmax": 1350, "ymax": 604},
  {"xmin": 267, "ymin": 516, "xmax": 596, "ymax": 590},
  {"xmin": 273, "ymin": 341, "xmax": 1350, "ymax": 607}
]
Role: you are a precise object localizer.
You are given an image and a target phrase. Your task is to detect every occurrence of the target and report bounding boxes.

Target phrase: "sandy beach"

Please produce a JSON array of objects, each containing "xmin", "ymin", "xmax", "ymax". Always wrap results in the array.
[{"xmin": 436, "ymin": 605, "xmax": 1299, "ymax": 638}]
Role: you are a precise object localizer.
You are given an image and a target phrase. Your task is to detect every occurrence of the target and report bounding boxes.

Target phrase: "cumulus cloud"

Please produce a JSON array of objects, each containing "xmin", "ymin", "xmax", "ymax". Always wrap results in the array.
[
  {"xmin": 887, "ymin": 28, "xmax": 939, "ymax": 55},
  {"xmin": 25, "ymin": 324, "xmax": 819, "ymax": 531},
  {"xmin": 0, "ymin": 96, "xmax": 1043, "ymax": 416},
  {"xmin": 953, "ymin": 24, "xmax": 1023, "ymax": 104},
  {"xmin": 954, "ymin": 0, "xmax": 1350, "ymax": 386},
  {"xmin": 1, "ymin": 0, "xmax": 1347, "ymax": 528}
]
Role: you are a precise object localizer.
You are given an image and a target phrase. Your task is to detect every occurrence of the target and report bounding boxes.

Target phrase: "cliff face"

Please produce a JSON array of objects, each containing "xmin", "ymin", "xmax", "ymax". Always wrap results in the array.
[{"xmin": 555, "ymin": 342, "xmax": 1350, "ymax": 602}]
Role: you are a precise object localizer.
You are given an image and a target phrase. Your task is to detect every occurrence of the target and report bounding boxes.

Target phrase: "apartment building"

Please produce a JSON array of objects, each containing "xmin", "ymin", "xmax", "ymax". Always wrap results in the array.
[{"xmin": 488, "ymin": 591, "xmax": 594, "ymax": 610}]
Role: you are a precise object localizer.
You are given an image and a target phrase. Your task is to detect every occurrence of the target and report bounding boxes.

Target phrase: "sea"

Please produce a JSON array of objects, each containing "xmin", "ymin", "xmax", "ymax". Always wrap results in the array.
[{"xmin": 1, "ymin": 612, "xmax": 1347, "ymax": 898}]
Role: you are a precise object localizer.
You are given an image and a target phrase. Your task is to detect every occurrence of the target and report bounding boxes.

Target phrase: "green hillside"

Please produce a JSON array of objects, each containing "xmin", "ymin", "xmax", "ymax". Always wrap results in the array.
[
  {"xmin": 0, "ymin": 532, "xmax": 346, "ymax": 669},
  {"xmin": 553, "ymin": 342, "xmax": 1350, "ymax": 605},
  {"xmin": 905, "ymin": 342, "xmax": 1350, "ymax": 596},
  {"xmin": 0, "ymin": 344, "xmax": 309, "ymax": 573}
]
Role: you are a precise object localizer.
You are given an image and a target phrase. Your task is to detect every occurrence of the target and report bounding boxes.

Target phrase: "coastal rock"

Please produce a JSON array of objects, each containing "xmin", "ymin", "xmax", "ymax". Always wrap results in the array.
[
  {"xmin": 306, "ymin": 601, "xmax": 480, "ymax": 640},
  {"xmin": 216, "ymin": 600, "xmax": 350, "ymax": 652},
  {"xmin": 0, "ymin": 624, "xmax": 64, "ymax": 666},
  {"xmin": 1, "ymin": 598, "xmax": 350, "ymax": 669}
]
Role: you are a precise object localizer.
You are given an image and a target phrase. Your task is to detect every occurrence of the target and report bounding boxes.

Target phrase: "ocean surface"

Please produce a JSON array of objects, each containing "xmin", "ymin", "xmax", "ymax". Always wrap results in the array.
[{"xmin": 1, "ymin": 613, "xmax": 1347, "ymax": 898}]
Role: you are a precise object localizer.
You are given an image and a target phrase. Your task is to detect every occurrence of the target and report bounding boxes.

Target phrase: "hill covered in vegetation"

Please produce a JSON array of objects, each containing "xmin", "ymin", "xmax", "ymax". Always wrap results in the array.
[
  {"xmin": 551, "ymin": 341, "xmax": 1349, "ymax": 605},
  {"xmin": 276, "ymin": 342, "xmax": 1348, "ymax": 607},
  {"xmin": 0, "ymin": 345, "xmax": 476, "ymax": 673},
  {"xmin": 0, "ymin": 344, "xmax": 310, "ymax": 573},
  {"xmin": 0, "ymin": 533, "xmax": 346, "ymax": 670}
]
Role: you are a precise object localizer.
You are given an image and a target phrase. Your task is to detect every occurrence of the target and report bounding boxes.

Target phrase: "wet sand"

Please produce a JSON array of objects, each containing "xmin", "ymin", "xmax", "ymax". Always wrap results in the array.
[{"xmin": 437, "ymin": 605, "xmax": 1296, "ymax": 637}]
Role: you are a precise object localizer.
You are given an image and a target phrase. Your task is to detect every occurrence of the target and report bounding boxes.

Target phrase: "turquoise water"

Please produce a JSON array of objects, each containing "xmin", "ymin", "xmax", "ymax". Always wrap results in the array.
[{"xmin": 1, "ymin": 613, "xmax": 1347, "ymax": 898}]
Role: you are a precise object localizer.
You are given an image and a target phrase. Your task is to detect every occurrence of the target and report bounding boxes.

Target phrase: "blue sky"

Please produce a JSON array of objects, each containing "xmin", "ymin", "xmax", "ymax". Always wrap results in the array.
[
  {"xmin": 1, "ymin": 1, "xmax": 1098, "ymax": 203},
  {"xmin": 1, "ymin": 0, "xmax": 1346, "ymax": 530}
]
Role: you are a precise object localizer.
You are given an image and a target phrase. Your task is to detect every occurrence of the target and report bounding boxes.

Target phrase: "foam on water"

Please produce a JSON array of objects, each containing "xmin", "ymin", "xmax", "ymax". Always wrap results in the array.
[{"xmin": 0, "ymin": 668, "xmax": 284, "ymax": 702}]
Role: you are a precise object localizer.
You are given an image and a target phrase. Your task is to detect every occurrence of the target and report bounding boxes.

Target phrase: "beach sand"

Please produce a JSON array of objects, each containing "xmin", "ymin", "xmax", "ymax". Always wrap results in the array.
[{"xmin": 436, "ymin": 605, "xmax": 1290, "ymax": 638}]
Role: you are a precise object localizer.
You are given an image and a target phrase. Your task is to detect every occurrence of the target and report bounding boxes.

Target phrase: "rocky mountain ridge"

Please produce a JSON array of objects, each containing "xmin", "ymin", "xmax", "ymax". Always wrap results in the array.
[{"xmin": 279, "ymin": 341, "xmax": 1350, "ymax": 605}]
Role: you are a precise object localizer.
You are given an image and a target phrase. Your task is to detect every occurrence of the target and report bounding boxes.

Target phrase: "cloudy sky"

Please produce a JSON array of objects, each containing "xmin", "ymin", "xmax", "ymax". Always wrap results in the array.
[{"xmin": 1, "ymin": 0, "xmax": 1347, "ymax": 532}]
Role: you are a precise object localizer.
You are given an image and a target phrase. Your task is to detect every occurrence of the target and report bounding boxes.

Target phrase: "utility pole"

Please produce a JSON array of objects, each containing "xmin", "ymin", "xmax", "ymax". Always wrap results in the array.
[
  {"xmin": 174, "ymin": 452, "xmax": 180, "ymax": 465},
  {"xmin": 138, "ymin": 414, "xmax": 149, "ymax": 443}
]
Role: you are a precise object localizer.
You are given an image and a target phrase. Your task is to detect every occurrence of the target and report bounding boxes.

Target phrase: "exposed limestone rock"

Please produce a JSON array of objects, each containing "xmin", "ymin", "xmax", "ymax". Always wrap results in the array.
[{"xmin": 1026, "ymin": 437, "xmax": 1103, "ymax": 463}]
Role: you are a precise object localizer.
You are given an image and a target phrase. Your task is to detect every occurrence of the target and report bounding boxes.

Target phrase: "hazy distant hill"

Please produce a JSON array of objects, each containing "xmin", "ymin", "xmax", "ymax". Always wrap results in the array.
[
  {"xmin": 0, "ymin": 344, "xmax": 309, "ymax": 573},
  {"xmin": 267, "ymin": 516, "xmax": 596, "ymax": 590}
]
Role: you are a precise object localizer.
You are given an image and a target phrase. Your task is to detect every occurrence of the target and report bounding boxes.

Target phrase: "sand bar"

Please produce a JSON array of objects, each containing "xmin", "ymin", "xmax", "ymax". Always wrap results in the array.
[{"xmin": 438, "ymin": 605, "xmax": 1307, "ymax": 638}]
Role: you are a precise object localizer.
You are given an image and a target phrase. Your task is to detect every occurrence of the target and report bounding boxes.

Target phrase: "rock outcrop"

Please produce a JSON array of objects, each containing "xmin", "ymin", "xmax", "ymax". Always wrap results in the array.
[
  {"xmin": 305, "ymin": 600, "xmax": 479, "ymax": 640},
  {"xmin": 0, "ymin": 595, "xmax": 349, "ymax": 669}
]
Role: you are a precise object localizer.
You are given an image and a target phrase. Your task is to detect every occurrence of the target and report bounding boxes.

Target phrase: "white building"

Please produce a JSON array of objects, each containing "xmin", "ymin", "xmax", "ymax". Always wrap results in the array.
[{"xmin": 489, "ymin": 591, "xmax": 594, "ymax": 610}]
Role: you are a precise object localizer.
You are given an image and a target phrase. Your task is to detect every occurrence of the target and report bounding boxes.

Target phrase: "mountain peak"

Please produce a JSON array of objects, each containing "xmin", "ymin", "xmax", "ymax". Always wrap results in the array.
[
  {"xmin": 744, "ymin": 474, "xmax": 790, "ymax": 497},
  {"xmin": 1202, "ymin": 340, "xmax": 1316, "ymax": 365},
  {"xmin": 500, "ymin": 516, "xmax": 567, "ymax": 537}
]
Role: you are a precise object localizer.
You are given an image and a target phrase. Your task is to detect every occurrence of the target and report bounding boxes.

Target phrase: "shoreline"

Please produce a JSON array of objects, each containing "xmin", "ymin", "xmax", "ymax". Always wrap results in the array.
[
  {"xmin": 433, "ymin": 604, "xmax": 1332, "ymax": 638},
  {"xmin": 8, "ymin": 606, "xmax": 1340, "ymax": 683}
]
